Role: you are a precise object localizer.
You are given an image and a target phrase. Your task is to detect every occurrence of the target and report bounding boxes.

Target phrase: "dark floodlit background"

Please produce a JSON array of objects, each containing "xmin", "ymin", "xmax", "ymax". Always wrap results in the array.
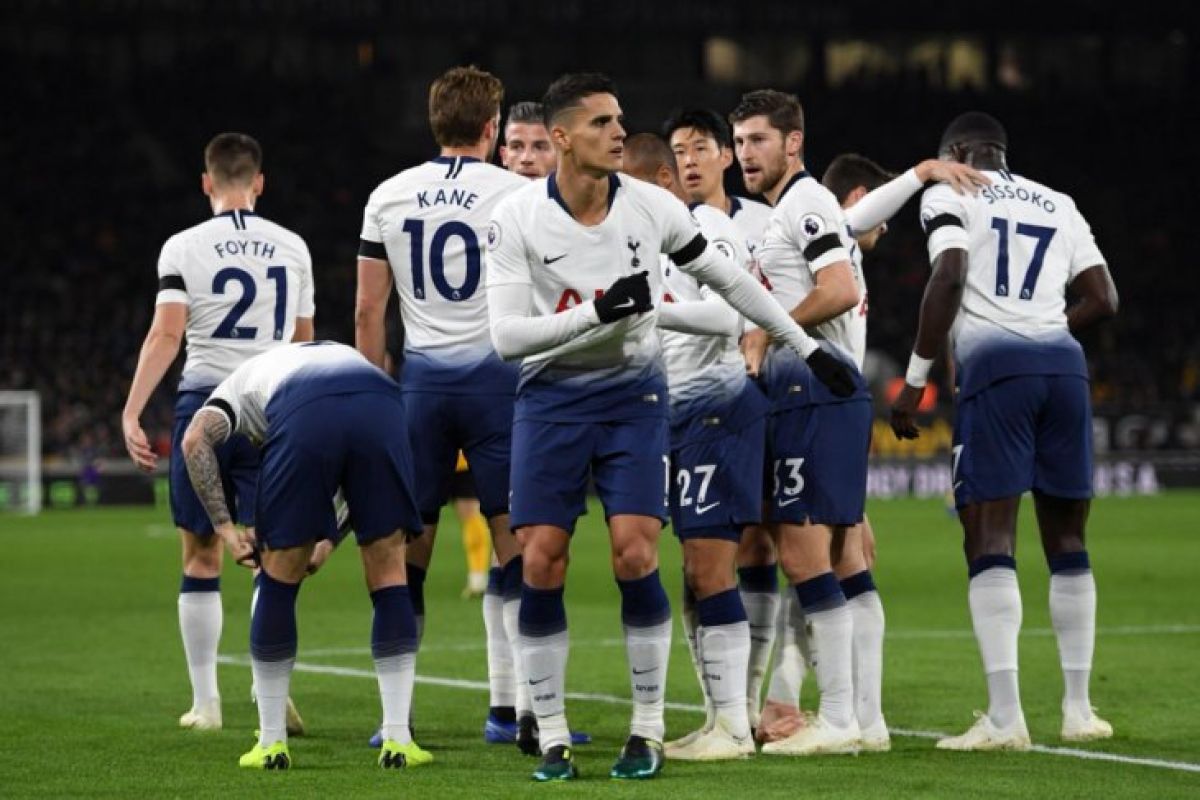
[{"xmin": 1, "ymin": 0, "xmax": 1195, "ymax": 505}]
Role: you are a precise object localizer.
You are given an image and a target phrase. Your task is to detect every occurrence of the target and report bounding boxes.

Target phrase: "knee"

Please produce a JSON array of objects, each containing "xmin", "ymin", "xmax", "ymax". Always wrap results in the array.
[
  {"xmin": 684, "ymin": 558, "xmax": 732, "ymax": 598},
  {"xmin": 182, "ymin": 533, "xmax": 222, "ymax": 576},
  {"xmin": 776, "ymin": 543, "xmax": 806, "ymax": 583},
  {"xmin": 612, "ymin": 538, "xmax": 656, "ymax": 581},
  {"xmin": 523, "ymin": 541, "xmax": 567, "ymax": 587}
]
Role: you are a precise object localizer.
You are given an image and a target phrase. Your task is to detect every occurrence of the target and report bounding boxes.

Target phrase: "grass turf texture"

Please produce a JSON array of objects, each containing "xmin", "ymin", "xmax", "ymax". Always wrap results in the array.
[{"xmin": 1, "ymin": 494, "xmax": 1198, "ymax": 798}]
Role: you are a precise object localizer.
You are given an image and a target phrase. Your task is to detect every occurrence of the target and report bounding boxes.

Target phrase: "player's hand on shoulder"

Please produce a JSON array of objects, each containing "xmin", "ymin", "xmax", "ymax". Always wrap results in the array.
[
  {"xmin": 917, "ymin": 159, "xmax": 990, "ymax": 195},
  {"xmin": 121, "ymin": 415, "xmax": 158, "ymax": 473},
  {"xmin": 805, "ymin": 348, "xmax": 857, "ymax": 398},
  {"xmin": 889, "ymin": 383, "xmax": 926, "ymax": 440},
  {"xmin": 595, "ymin": 271, "xmax": 652, "ymax": 323}
]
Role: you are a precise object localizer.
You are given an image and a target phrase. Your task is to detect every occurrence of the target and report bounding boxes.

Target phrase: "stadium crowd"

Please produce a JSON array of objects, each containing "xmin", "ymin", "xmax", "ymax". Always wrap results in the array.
[{"xmin": 1, "ymin": 33, "xmax": 1193, "ymax": 459}]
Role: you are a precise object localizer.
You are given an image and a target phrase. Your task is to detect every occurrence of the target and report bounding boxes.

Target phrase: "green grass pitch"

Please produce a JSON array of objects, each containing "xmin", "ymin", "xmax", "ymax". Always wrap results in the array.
[{"xmin": 1, "ymin": 494, "xmax": 1198, "ymax": 798}]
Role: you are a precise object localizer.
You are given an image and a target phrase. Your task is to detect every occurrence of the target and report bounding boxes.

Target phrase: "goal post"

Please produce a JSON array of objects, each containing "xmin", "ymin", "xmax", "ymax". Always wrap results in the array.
[{"xmin": 0, "ymin": 391, "xmax": 42, "ymax": 515}]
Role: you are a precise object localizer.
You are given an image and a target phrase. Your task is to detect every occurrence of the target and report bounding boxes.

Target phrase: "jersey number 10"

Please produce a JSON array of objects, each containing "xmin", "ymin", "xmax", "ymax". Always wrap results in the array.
[
  {"xmin": 403, "ymin": 219, "xmax": 480, "ymax": 302},
  {"xmin": 989, "ymin": 217, "xmax": 1056, "ymax": 300},
  {"xmin": 211, "ymin": 266, "xmax": 288, "ymax": 340}
]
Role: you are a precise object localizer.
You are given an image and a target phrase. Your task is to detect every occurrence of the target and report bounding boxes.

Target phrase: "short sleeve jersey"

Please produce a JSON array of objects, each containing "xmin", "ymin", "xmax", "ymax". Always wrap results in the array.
[
  {"xmin": 206, "ymin": 341, "xmax": 393, "ymax": 443},
  {"xmin": 486, "ymin": 172, "xmax": 706, "ymax": 421},
  {"xmin": 757, "ymin": 172, "xmax": 865, "ymax": 366},
  {"xmin": 155, "ymin": 210, "xmax": 314, "ymax": 391},
  {"xmin": 360, "ymin": 156, "xmax": 527, "ymax": 393},
  {"xmin": 920, "ymin": 169, "xmax": 1106, "ymax": 398}
]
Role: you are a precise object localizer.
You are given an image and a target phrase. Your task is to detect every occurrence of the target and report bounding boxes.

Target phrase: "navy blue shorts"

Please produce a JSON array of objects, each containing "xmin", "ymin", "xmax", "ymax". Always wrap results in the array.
[
  {"xmin": 170, "ymin": 390, "xmax": 258, "ymax": 535},
  {"xmin": 256, "ymin": 391, "xmax": 423, "ymax": 550},
  {"xmin": 402, "ymin": 391, "xmax": 514, "ymax": 524},
  {"xmin": 669, "ymin": 384, "xmax": 768, "ymax": 541},
  {"xmin": 953, "ymin": 374, "xmax": 1093, "ymax": 507},
  {"xmin": 510, "ymin": 415, "xmax": 669, "ymax": 534},
  {"xmin": 767, "ymin": 398, "xmax": 872, "ymax": 527}
]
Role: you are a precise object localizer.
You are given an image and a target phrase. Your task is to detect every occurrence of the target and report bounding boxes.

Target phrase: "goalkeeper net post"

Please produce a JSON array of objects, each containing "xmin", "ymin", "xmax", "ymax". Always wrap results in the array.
[{"xmin": 0, "ymin": 391, "xmax": 42, "ymax": 515}]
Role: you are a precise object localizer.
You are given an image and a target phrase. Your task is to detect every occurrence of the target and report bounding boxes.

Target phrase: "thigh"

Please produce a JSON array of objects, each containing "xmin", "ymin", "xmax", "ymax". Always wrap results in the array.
[
  {"xmin": 593, "ymin": 416, "xmax": 670, "ymax": 523},
  {"xmin": 456, "ymin": 392, "xmax": 515, "ymax": 521},
  {"xmin": 768, "ymin": 399, "xmax": 871, "ymax": 527},
  {"xmin": 256, "ymin": 402, "xmax": 340, "ymax": 551},
  {"xmin": 953, "ymin": 377, "xmax": 1043, "ymax": 508},
  {"xmin": 510, "ymin": 419, "xmax": 592, "ymax": 534},
  {"xmin": 402, "ymin": 391, "xmax": 460, "ymax": 525},
  {"xmin": 1033, "ymin": 376, "xmax": 1093, "ymax": 500},
  {"xmin": 670, "ymin": 415, "xmax": 765, "ymax": 542},
  {"xmin": 343, "ymin": 392, "xmax": 424, "ymax": 544}
]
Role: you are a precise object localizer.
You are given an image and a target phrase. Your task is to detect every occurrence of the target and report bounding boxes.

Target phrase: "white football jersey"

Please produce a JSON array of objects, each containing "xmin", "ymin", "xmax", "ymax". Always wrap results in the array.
[
  {"xmin": 659, "ymin": 204, "xmax": 748, "ymax": 405},
  {"xmin": 207, "ymin": 341, "xmax": 389, "ymax": 443},
  {"xmin": 360, "ymin": 156, "xmax": 526, "ymax": 388},
  {"xmin": 921, "ymin": 169, "xmax": 1105, "ymax": 396},
  {"xmin": 487, "ymin": 173, "xmax": 706, "ymax": 419},
  {"xmin": 757, "ymin": 172, "xmax": 866, "ymax": 366},
  {"xmin": 156, "ymin": 210, "xmax": 314, "ymax": 391},
  {"xmin": 728, "ymin": 194, "xmax": 772, "ymax": 261}
]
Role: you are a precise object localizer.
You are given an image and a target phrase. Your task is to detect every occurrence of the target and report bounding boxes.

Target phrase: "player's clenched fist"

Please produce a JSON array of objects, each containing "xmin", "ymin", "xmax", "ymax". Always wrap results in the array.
[{"xmin": 594, "ymin": 271, "xmax": 652, "ymax": 323}]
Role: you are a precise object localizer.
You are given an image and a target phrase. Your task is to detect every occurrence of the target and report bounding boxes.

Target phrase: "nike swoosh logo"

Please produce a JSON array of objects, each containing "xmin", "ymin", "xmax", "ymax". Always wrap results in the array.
[
  {"xmin": 543, "ymin": 253, "xmax": 567, "ymax": 264},
  {"xmin": 696, "ymin": 501, "xmax": 721, "ymax": 515},
  {"xmin": 529, "ymin": 675, "xmax": 552, "ymax": 685},
  {"xmin": 613, "ymin": 298, "xmax": 636, "ymax": 309},
  {"xmin": 631, "ymin": 667, "xmax": 657, "ymax": 675},
  {"xmin": 953, "ymin": 481, "xmax": 963, "ymax": 490},
  {"xmin": 778, "ymin": 497, "xmax": 801, "ymax": 507}
]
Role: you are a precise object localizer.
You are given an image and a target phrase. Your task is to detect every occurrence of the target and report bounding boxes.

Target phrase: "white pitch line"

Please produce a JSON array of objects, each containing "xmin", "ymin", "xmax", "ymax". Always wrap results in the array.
[
  {"xmin": 216, "ymin": 654, "xmax": 1200, "ymax": 774},
  {"xmin": 299, "ymin": 624, "xmax": 1200, "ymax": 657}
]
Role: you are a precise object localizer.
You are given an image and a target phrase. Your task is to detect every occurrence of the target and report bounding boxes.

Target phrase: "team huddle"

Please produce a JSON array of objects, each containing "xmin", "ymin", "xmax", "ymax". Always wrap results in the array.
[{"xmin": 121, "ymin": 65, "xmax": 1120, "ymax": 779}]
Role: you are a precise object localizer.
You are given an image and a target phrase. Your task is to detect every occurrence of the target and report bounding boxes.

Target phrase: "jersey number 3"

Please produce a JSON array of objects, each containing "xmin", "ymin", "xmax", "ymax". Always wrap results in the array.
[
  {"xmin": 990, "ymin": 217, "xmax": 1056, "ymax": 300},
  {"xmin": 211, "ymin": 266, "xmax": 288, "ymax": 340},
  {"xmin": 403, "ymin": 219, "xmax": 480, "ymax": 302}
]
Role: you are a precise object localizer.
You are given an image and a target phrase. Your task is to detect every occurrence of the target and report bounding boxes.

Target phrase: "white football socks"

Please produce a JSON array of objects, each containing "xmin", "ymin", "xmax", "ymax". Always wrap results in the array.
[
  {"xmin": 179, "ymin": 590, "xmax": 222, "ymax": 708},
  {"xmin": 483, "ymin": 592, "xmax": 516, "ymax": 709},
  {"xmin": 805, "ymin": 603, "xmax": 855, "ymax": 729},
  {"xmin": 376, "ymin": 653, "xmax": 416, "ymax": 745},
  {"xmin": 521, "ymin": 629, "xmax": 570, "ymax": 749},
  {"xmin": 969, "ymin": 567, "xmax": 1023, "ymax": 728},
  {"xmin": 502, "ymin": 598, "xmax": 530, "ymax": 716},
  {"xmin": 251, "ymin": 657, "xmax": 293, "ymax": 746},
  {"xmin": 766, "ymin": 590, "xmax": 807, "ymax": 706},
  {"xmin": 699, "ymin": 621, "xmax": 751, "ymax": 738},
  {"xmin": 848, "ymin": 590, "xmax": 886, "ymax": 729},
  {"xmin": 626, "ymin": 619, "xmax": 672, "ymax": 742},
  {"xmin": 1051, "ymin": 570, "xmax": 1097, "ymax": 715},
  {"xmin": 740, "ymin": 587, "xmax": 780, "ymax": 722}
]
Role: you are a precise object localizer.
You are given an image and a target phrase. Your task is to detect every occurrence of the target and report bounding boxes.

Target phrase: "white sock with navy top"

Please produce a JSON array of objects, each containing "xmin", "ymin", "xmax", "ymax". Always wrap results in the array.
[
  {"xmin": 968, "ymin": 555, "xmax": 1023, "ymax": 729},
  {"xmin": 371, "ymin": 584, "xmax": 419, "ymax": 745},
  {"xmin": 738, "ymin": 564, "xmax": 780, "ymax": 721},
  {"xmin": 519, "ymin": 584, "xmax": 570, "ymax": 750},
  {"xmin": 179, "ymin": 575, "xmax": 222, "ymax": 710},
  {"xmin": 794, "ymin": 572, "xmax": 854, "ymax": 729},
  {"xmin": 250, "ymin": 572, "xmax": 300, "ymax": 747},
  {"xmin": 841, "ymin": 570, "xmax": 885, "ymax": 730},
  {"xmin": 1048, "ymin": 551, "xmax": 1097, "ymax": 717},
  {"xmin": 618, "ymin": 570, "xmax": 673, "ymax": 743},
  {"xmin": 696, "ymin": 588, "xmax": 751, "ymax": 738}
]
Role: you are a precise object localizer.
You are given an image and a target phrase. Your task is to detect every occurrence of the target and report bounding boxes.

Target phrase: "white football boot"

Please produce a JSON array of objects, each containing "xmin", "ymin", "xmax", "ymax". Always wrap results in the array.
[
  {"xmin": 179, "ymin": 699, "xmax": 222, "ymax": 730},
  {"xmin": 936, "ymin": 711, "xmax": 1031, "ymax": 751},
  {"xmin": 1061, "ymin": 706, "xmax": 1113, "ymax": 742},
  {"xmin": 761, "ymin": 713, "xmax": 860, "ymax": 756},
  {"xmin": 666, "ymin": 717, "xmax": 755, "ymax": 761},
  {"xmin": 858, "ymin": 716, "xmax": 891, "ymax": 752}
]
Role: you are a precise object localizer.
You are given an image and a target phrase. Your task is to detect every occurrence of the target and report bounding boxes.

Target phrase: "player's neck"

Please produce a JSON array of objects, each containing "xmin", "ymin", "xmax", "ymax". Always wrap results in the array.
[
  {"xmin": 967, "ymin": 154, "xmax": 1006, "ymax": 172},
  {"xmin": 701, "ymin": 189, "xmax": 730, "ymax": 215},
  {"xmin": 209, "ymin": 192, "xmax": 257, "ymax": 215},
  {"xmin": 440, "ymin": 143, "xmax": 489, "ymax": 162},
  {"xmin": 763, "ymin": 160, "xmax": 806, "ymax": 207},
  {"xmin": 555, "ymin": 162, "xmax": 613, "ymax": 226}
]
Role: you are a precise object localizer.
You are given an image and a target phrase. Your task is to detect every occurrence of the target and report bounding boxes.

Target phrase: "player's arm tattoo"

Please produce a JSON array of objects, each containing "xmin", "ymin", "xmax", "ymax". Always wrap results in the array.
[{"xmin": 183, "ymin": 409, "xmax": 233, "ymax": 528}]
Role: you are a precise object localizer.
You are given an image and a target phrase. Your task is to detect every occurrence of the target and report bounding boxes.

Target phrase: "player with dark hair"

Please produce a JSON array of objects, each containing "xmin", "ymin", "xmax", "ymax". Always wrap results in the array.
[
  {"xmin": 500, "ymin": 101, "xmax": 555, "ymax": 179},
  {"xmin": 730, "ymin": 90, "xmax": 986, "ymax": 755},
  {"xmin": 486, "ymin": 72, "xmax": 853, "ymax": 781},
  {"xmin": 891, "ymin": 112, "xmax": 1118, "ymax": 750},
  {"xmin": 122, "ymin": 131, "xmax": 313, "ymax": 734}
]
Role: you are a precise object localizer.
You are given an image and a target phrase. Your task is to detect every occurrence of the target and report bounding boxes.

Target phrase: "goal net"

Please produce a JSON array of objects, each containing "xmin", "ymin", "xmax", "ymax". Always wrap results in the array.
[{"xmin": 0, "ymin": 391, "xmax": 41, "ymax": 514}]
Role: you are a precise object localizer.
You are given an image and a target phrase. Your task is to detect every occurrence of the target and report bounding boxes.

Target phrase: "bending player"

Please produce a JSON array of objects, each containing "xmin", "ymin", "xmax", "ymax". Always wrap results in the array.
[
  {"xmin": 486, "ymin": 73, "xmax": 854, "ymax": 781},
  {"xmin": 181, "ymin": 341, "xmax": 428, "ymax": 770},
  {"xmin": 121, "ymin": 133, "xmax": 313, "ymax": 733},
  {"xmin": 354, "ymin": 67, "xmax": 528, "ymax": 748},
  {"xmin": 891, "ymin": 112, "xmax": 1118, "ymax": 750},
  {"xmin": 624, "ymin": 133, "xmax": 760, "ymax": 760}
]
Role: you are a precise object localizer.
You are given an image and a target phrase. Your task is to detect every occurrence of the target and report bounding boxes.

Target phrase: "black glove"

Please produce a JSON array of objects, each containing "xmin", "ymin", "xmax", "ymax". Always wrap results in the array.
[
  {"xmin": 805, "ymin": 347, "xmax": 857, "ymax": 398},
  {"xmin": 594, "ymin": 271, "xmax": 652, "ymax": 323}
]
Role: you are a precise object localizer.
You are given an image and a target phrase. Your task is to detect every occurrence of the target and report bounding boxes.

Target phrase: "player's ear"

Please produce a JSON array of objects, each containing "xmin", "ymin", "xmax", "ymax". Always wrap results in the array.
[
  {"xmin": 847, "ymin": 186, "xmax": 868, "ymax": 207},
  {"xmin": 498, "ymin": 145, "xmax": 509, "ymax": 164},
  {"xmin": 719, "ymin": 146, "xmax": 733, "ymax": 169},
  {"xmin": 786, "ymin": 130, "xmax": 804, "ymax": 159},
  {"xmin": 201, "ymin": 173, "xmax": 214, "ymax": 197},
  {"xmin": 252, "ymin": 173, "xmax": 264, "ymax": 198},
  {"xmin": 656, "ymin": 164, "xmax": 673, "ymax": 190}
]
